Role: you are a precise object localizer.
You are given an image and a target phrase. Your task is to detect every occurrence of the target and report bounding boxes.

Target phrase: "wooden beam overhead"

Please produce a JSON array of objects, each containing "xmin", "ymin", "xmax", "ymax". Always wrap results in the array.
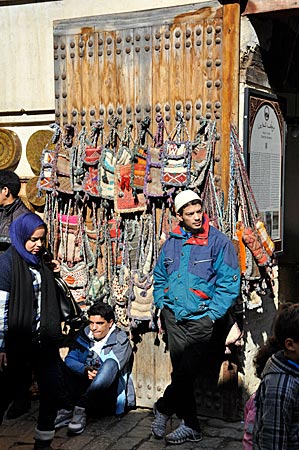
[
  {"xmin": 221, "ymin": 1, "xmax": 240, "ymax": 205},
  {"xmin": 243, "ymin": 0, "xmax": 299, "ymax": 15}
]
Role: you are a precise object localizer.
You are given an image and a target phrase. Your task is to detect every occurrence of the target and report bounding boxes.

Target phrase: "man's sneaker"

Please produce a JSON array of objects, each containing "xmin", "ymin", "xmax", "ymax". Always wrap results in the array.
[
  {"xmin": 165, "ymin": 421, "xmax": 202, "ymax": 445},
  {"xmin": 54, "ymin": 409, "xmax": 73, "ymax": 429},
  {"xmin": 67, "ymin": 406, "xmax": 86, "ymax": 435},
  {"xmin": 151, "ymin": 403, "xmax": 170, "ymax": 439}
]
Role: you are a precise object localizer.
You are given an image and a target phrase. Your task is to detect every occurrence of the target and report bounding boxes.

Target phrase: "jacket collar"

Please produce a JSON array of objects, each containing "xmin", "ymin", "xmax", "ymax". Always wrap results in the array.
[
  {"xmin": 0, "ymin": 197, "xmax": 24, "ymax": 216},
  {"xmin": 170, "ymin": 213, "xmax": 209, "ymax": 246}
]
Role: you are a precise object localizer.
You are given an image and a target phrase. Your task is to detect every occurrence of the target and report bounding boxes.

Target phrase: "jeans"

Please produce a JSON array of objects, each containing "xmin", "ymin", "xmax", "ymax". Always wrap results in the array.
[
  {"xmin": 59, "ymin": 358, "xmax": 120, "ymax": 415},
  {"xmin": 156, "ymin": 307, "xmax": 214, "ymax": 431},
  {"xmin": 0, "ymin": 341, "xmax": 61, "ymax": 431}
]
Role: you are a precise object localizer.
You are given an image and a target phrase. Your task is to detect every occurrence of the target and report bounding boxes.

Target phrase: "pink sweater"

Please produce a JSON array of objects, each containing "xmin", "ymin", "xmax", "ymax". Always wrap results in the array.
[{"xmin": 243, "ymin": 393, "xmax": 256, "ymax": 450}]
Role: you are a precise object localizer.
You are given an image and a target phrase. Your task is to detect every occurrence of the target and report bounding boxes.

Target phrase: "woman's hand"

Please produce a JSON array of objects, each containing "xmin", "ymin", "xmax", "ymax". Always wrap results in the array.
[
  {"xmin": 49, "ymin": 259, "xmax": 60, "ymax": 273},
  {"xmin": 0, "ymin": 352, "xmax": 7, "ymax": 371}
]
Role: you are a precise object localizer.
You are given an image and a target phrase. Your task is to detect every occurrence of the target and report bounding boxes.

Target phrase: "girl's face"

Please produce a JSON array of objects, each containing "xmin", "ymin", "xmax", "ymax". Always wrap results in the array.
[{"xmin": 25, "ymin": 226, "xmax": 46, "ymax": 255}]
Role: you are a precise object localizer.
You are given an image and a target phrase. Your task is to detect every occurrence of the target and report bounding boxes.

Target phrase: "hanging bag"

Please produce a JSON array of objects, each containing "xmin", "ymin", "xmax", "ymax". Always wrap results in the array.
[
  {"xmin": 161, "ymin": 112, "xmax": 192, "ymax": 188},
  {"xmin": 115, "ymin": 121, "xmax": 146, "ymax": 212},
  {"xmin": 54, "ymin": 276, "xmax": 84, "ymax": 329},
  {"xmin": 144, "ymin": 114, "xmax": 174, "ymax": 199}
]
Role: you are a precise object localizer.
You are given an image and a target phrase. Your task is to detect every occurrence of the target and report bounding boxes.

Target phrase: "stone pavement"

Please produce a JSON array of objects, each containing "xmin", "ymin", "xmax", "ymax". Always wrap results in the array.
[{"xmin": 0, "ymin": 401, "xmax": 244, "ymax": 450}]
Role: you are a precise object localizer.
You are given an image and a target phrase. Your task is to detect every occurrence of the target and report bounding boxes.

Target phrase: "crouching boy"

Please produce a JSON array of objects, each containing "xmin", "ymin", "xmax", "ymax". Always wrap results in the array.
[
  {"xmin": 55, "ymin": 301, "xmax": 135, "ymax": 435},
  {"xmin": 253, "ymin": 303, "xmax": 299, "ymax": 450}
]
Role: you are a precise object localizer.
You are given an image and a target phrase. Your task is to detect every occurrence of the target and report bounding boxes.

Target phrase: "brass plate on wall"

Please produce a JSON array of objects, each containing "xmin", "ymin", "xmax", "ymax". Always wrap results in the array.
[
  {"xmin": 26, "ymin": 176, "xmax": 46, "ymax": 207},
  {"xmin": 0, "ymin": 128, "xmax": 22, "ymax": 170},
  {"xmin": 26, "ymin": 130, "xmax": 54, "ymax": 176}
]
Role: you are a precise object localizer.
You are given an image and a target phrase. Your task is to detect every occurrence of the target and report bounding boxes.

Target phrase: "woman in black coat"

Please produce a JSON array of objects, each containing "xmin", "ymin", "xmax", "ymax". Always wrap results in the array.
[{"xmin": 0, "ymin": 213, "xmax": 62, "ymax": 450}]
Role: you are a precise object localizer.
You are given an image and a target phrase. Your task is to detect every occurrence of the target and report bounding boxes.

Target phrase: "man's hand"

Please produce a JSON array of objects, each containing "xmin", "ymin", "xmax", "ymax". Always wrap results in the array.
[
  {"xmin": 84, "ymin": 365, "xmax": 97, "ymax": 380},
  {"xmin": 0, "ymin": 352, "xmax": 7, "ymax": 371}
]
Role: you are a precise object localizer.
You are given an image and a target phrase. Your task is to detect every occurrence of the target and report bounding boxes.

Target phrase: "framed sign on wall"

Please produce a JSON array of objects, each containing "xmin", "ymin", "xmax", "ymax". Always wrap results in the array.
[{"xmin": 243, "ymin": 88, "xmax": 286, "ymax": 252}]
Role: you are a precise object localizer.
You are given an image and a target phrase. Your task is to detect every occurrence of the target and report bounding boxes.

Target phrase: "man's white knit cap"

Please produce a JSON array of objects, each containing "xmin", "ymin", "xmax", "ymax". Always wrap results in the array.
[{"xmin": 174, "ymin": 189, "xmax": 201, "ymax": 213}]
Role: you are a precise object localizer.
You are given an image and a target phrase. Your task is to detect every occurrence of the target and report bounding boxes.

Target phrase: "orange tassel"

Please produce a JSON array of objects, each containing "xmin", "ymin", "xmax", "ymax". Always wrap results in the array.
[{"xmin": 236, "ymin": 222, "xmax": 247, "ymax": 274}]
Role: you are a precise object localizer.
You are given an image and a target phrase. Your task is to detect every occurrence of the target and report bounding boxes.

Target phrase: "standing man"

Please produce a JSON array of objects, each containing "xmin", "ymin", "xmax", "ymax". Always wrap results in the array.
[
  {"xmin": 151, "ymin": 189, "xmax": 240, "ymax": 444},
  {"xmin": 0, "ymin": 170, "xmax": 32, "ymax": 254}
]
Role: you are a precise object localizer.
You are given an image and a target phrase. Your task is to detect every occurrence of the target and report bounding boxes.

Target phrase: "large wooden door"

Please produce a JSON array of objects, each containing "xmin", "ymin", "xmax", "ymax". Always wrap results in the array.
[
  {"xmin": 53, "ymin": 3, "xmax": 235, "ymax": 176},
  {"xmin": 53, "ymin": 3, "xmax": 241, "ymax": 417}
]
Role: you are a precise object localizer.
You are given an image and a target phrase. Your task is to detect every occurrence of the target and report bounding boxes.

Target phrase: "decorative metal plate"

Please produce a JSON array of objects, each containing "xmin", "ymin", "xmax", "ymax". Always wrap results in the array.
[
  {"xmin": 0, "ymin": 128, "xmax": 22, "ymax": 170},
  {"xmin": 26, "ymin": 176, "xmax": 46, "ymax": 207}
]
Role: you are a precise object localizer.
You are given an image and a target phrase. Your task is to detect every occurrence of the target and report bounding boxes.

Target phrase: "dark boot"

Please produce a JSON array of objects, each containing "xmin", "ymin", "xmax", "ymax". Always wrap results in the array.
[
  {"xmin": 33, "ymin": 439, "xmax": 53, "ymax": 450},
  {"xmin": 33, "ymin": 429, "xmax": 55, "ymax": 450}
]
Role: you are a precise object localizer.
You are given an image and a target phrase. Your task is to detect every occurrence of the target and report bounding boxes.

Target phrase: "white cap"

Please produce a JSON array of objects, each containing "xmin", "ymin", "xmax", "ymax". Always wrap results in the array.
[{"xmin": 174, "ymin": 190, "xmax": 201, "ymax": 212}]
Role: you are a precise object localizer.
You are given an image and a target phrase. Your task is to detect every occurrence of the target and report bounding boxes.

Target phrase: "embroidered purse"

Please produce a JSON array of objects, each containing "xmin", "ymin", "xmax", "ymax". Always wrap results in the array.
[
  {"xmin": 128, "ymin": 273, "xmax": 154, "ymax": 322},
  {"xmin": 161, "ymin": 113, "xmax": 192, "ymax": 188},
  {"xmin": 130, "ymin": 145, "xmax": 147, "ymax": 192},
  {"xmin": 57, "ymin": 214, "xmax": 83, "ymax": 263},
  {"xmin": 38, "ymin": 148, "xmax": 57, "ymax": 192},
  {"xmin": 115, "ymin": 163, "xmax": 146, "ymax": 213},
  {"xmin": 82, "ymin": 166, "xmax": 101, "ymax": 197},
  {"xmin": 144, "ymin": 147, "xmax": 163, "ymax": 197},
  {"xmin": 55, "ymin": 150, "xmax": 73, "ymax": 194},
  {"xmin": 98, "ymin": 147, "xmax": 116, "ymax": 200},
  {"xmin": 161, "ymin": 140, "xmax": 192, "ymax": 188},
  {"xmin": 83, "ymin": 145, "xmax": 102, "ymax": 165}
]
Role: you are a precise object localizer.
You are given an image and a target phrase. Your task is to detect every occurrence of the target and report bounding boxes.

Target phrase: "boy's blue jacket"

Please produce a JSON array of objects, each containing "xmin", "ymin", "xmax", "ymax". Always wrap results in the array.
[
  {"xmin": 153, "ymin": 214, "xmax": 240, "ymax": 322},
  {"xmin": 65, "ymin": 325, "xmax": 135, "ymax": 414}
]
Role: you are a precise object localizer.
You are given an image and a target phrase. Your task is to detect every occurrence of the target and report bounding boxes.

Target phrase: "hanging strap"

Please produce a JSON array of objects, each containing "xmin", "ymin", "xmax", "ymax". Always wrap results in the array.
[
  {"xmin": 153, "ymin": 113, "xmax": 168, "ymax": 147},
  {"xmin": 89, "ymin": 120, "xmax": 104, "ymax": 147}
]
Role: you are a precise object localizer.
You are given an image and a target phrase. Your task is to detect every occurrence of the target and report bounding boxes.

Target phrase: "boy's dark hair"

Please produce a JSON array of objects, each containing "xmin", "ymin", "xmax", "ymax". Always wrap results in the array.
[
  {"xmin": 253, "ymin": 336, "xmax": 281, "ymax": 378},
  {"xmin": 273, "ymin": 303, "xmax": 299, "ymax": 348},
  {"xmin": 0, "ymin": 170, "xmax": 21, "ymax": 198},
  {"xmin": 177, "ymin": 199, "xmax": 202, "ymax": 216},
  {"xmin": 87, "ymin": 301, "xmax": 115, "ymax": 323}
]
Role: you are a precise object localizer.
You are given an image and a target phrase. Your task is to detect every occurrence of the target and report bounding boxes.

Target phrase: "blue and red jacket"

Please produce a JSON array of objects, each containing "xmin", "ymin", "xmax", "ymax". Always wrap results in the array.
[{"xmin": 153, "ymin": 214, "xmax": 240, "ymax": 322}]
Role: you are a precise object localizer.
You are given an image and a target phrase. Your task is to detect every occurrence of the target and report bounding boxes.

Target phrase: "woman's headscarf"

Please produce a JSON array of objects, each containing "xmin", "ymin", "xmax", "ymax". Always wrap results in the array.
[{"xmin": 9, "ymin": 212, "xmax": 47, "ymax": 266}]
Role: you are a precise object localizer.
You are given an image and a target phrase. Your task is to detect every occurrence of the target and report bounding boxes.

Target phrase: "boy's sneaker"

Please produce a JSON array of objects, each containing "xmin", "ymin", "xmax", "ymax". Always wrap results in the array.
[
  {"xmin": 165, "ymin": 421, "xmax": 202, "ymax": 445},
  {"xmin": 151, "ymin": 403, "xmax": 170, "ymax": 439},
  {"xmin": 67, "ymin": 406, "xmax": 86, "ymax": 435},
  {"xmin": 54, "ymin": 409, "xmax": 73, "ymax": 429}
]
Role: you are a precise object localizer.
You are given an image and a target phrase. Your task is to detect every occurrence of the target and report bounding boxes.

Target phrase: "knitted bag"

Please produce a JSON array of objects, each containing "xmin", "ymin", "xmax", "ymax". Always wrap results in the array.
[
  {"xmin": 38, "ymin": 148, "xmax": 57, "ymax": 192},
  {"xmin": 144, "ymin": 147, "xmax": 164, "ymax": 197},
  {"xmin": 242, "ymin": 226, "xmax": 270, "ymax": 266},
  {"xmin": 55, "ymin": 150, "xmax": 73, "ymax": 194},
  {"xmin": 56, "ymin": 151, "xmax": 71, "ymax": 176},
  {"xmin": 60, "ymin": 261, "xmax": 88, "ymax": 289},
  {"xmin": 161, "ymin": 140, "xmax": 192, "ymax": 188},
  {"xmin": 57, "ymin": 214, "xmax": 83, "ymax": 263},
  {"xmin": 130, "ymin": 145, "xmax": 147, "ymax": 192},
  {"xmin": 115, "ymin": 164, "xmax": 146, "ymax": 213},
  {"xmin": 83, "ymin": 145, "xmax": 102, "ymax": 165},
  {"xmin": 255, "ymin": 220, "xmax": 275, "ymax": 256},
  {"xmin": 128, "ymin": 273, "xmax": 154, "ymax": 322},
  {"xmin": 98, "ymin": 147, "xmax": 116, "ymax": 200},
  {"xmin": 82, "ymin": 166, "xmax": 101, "ymax": 197}
]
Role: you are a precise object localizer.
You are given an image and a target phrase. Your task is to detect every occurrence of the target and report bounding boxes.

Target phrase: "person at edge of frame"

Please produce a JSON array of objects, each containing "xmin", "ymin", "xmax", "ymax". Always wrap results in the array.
[
  {"xmin": 0, "ymin": 169, "xmax": 32, "ymax": 254},
  {"xmin": 151, "ymin": 189, "xmax": 241, "ymax": 445},
  {"xmin": 0, "ymin": 170, "xmax": 33, "ymax": 419},
  {"xmin": 253, "ymin": 303, "xmax": 299, "ymax": 450},
  {"xmin": 0, "ymin": 213, "xmax": 62, "ymax": 450}
]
